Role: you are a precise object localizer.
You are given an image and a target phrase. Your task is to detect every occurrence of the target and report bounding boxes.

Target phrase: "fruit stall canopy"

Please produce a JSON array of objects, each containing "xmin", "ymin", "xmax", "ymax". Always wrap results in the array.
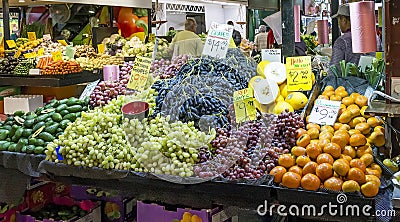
[{"xmin": 0, "ymin": 0, "xmax": 151, "ymax": 8}]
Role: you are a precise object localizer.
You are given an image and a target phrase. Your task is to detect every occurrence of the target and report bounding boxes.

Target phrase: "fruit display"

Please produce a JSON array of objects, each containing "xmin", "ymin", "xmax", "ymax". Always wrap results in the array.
[
  {"xmin": 35, "ymin": 39, "xmax": 66, "ymax": 56},
  {"xmin": 89, "ymin": 80, "xmax": 127, "ymax": 107},
  {"xmin": 104, "ymin": 35, "xmax": 146, "ymax": 57},
  {"xmin": 14, "ymin": 59, "xmax": 36, "ymax": 75},
  {"xmin": 143, "ymin": 38, "xmax": 170, "ymax": 59},
  {"xmin": 21, "ymin": 204, "xmax": 89, "ymax": 221},
  {"xmin": 0, "ymin": 56, "xmax": 20, "ymax": 75},
  {"xmin": 40, "ymin": 61, "xmax": 83, "ymax": 75},
  {"xmin": 75, "ymin": 55, "xmax": 124, "ymax": 71},
  {"xmin": 36, "ymin": 56, "xmax": 53, "ymax": 69},
  {"xmin": 270, "ymin": 85, "xmax": 384, "ymax": 197},
  {"xmin": 0, "ymin": 97, "xmax": 88, "ymax": 154},
  {"xmin": 150, "ymin": 54, "xmax": 189, "ymax": 79},
  {"xmin": 16, "ymin": 38, "xmax": 29, "ymax": 48},
  {"xmin": 17, "ymin": 38, "xmax": 43, "ymax": 52},
  {"xmin": 74, "ymin": 45, "xmax": 97, "ymax": 58}
]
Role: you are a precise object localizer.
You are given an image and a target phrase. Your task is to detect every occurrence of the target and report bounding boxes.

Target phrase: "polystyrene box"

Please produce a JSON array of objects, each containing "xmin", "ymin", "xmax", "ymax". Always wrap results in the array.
[{"xmin": 4, "ymin": 95, "xmax": 43, "ymax": 114}]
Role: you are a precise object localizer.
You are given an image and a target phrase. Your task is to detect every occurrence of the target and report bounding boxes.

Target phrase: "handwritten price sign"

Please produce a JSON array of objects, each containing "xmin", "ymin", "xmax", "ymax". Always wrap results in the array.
[
  {"xmin": 28, "ymin": 32, "xmax": 37, "ymax": 42},
  {"xmin": 261, "ymin": 49, "xmax": 281, "ymax": 62},
  {"xmin": 202, "ymin": 22, "xmax": 233, "ymax": 59},
  {"xmin": 308, "ymin": 99, "xmax": 341, "ymax": 126},
  {"xmin": 286, "ymin": 56, "xmax": 312, "ymax": 91},
  {"xmin": 233, "ymin": 88, "xmax": 256, "ymax": 123},
  {"xmin": 127, "ymin": 56, "xmax": 152, "ymax": 91}
]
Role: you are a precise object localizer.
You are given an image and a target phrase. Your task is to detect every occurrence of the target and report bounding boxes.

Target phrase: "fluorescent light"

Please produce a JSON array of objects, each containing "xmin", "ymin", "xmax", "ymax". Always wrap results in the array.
[{"xmin": 19, "ymin": 0, "xmax": 25, "ymax": 2}]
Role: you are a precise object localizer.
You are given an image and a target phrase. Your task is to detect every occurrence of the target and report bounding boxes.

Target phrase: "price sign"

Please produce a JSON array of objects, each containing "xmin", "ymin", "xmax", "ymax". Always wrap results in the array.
[
  {"xmin": 57, "ymin": 40, "xmax": 68, "ymax": 46},
  {"xmin": 52, "ymin": 51, "xmax": 63, "ymax": 62},
  {"xmin": 28, "ymin": 32, "xmax": 37, "ymax": 42},
  {"xmin": 43, "ymin": 34, "xmax": 52, "ymax": 41},
  {"xmin": 24, "ymin": 52, "xmax": 37, "ymax": 59},
  {"xmin": 127, "ymin": 56, "xmax": 152, "ymax": 91},
  {"xmin": 202, "ymin": 22, "xmax": 233, "ymax": 59},
  {"xmin": 308, "ymin": 99, "xmax": 341, "ymax": 126},
  {"xmin": 66, "ymin": 46, "xmax": 75, "ymax": 59},
  {"xmin": 148, "ymin": 33, "xmax": 155, "ymax": 43},
  {"xmin": 286, "ymin": 56, "xmax": 312, "ymax": 91},
  {"xmin": 6, "ymin": 40, "xmax": 16, "ymax": 49},
  {"xmin": 14, "ymin": 50, "xmax": 21, "ymax": 58},
  {"xmin": 233, "ymin": 88, "xmax": 256, "ymax": 123},
  {"xmin": 97, "ymin": 44, "xmax": 105, "ymax": 54},
  {"xmin": 261, "ymin": 49, "xmax": 281, "ymax": 62},
  {"xmin": 37, "ymin": 48, "xmax": 45, "ymax": 56},
  {"xmin": 79, "ymin": 80, "xmax": 100, "ymax": 100}
]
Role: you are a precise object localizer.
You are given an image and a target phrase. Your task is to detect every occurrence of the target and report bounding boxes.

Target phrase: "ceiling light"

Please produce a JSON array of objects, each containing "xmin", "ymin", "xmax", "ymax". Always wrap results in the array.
[{"xmin": 19, "ymin": 0, "xmax": 25, "ymax": 2}]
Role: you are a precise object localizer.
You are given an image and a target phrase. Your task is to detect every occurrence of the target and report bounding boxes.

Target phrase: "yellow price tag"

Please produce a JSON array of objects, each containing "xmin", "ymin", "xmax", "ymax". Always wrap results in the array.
[
  {"xmin": 24, "ymin": 52, "xmax": 37, "ymax": 59},
  {"xmin": 6, "ymin": 40, "xmax": 16, "ymax": 49},
  {"xmin": 233, "ymin": 98, "xmax": 256, "ymax": 123},
  {"xmin": 127, "ymin": 56, "xmax": 152, "ymax": 90},
  {"xmin": 97, "ymin": 44, "xmax": 105, "ymax": 54},
  {"xmin": 376, "ymin": 52, "xmax": 383, "ymax": 59},
  {"xmin": 28, "ymin": 32, "xmax": 37, "ymax": 42},
  {"xmin": 233, "ymin": 88, "xmax": 253, "ymax": 102},
  {"xmin": 14, "ymin": 50, "xmax": 21, "ymax": 58},
  {"xmin": 38, "ymin": 48, "xmax": 45, "ymax": 56},
  {"xmin": 286, "ymin": 56, "xmax": 312, "ymax": 91},
  {"xmin": 148, "ymin": 33, "xmax": 155, "ymax": 43},
  {"xmin": 52, "ymin": 51, "xmax": 63, "ymax": 62},
  {"xmin": 57, "ymin": 40, "xmax": 68, "ymax": 46}
]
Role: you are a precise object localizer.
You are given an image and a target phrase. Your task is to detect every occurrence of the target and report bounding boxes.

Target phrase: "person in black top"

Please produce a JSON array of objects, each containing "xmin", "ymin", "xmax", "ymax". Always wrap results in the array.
[{"xmin": 227, "ymin": 21, "xmax": 242, "ymax": 47}]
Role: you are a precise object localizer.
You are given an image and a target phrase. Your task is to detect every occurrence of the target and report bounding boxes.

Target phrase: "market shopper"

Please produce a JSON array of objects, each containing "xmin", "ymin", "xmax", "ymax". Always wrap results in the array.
[
  {"xmin": 54, "ymin": 29, "xmax": 71, "ymax": 44},
  {"xmin": 169, "ymin": 18, "xmax": 203, "ymax": 57},
  {"xmin": 227, "ymin": 21, "xmax": 242, "ymax": 47},
  {"xmin": 254, "ymin": 25, "xmax": 269, "ymax": 52}
]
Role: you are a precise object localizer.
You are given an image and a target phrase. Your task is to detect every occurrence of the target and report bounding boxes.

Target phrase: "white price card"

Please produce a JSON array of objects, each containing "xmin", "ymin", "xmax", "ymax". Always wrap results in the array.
[
  {"xmin": 79, "ymin": 80, "xmax": 100, "ymax": 100},
  {"xmin": 308, "ymin": 99, "xmax": 341, "ymax": 126},
  {"xmin": 202, "ymin": 22, "xmax": 233, "ymax": 59},
  {"xmin": 261, "ymin": 49, "xmax": 281, "ymax": 62}
]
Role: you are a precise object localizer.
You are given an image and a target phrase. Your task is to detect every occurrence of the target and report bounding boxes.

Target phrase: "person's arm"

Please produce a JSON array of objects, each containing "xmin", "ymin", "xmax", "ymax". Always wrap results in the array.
[{"xmin": 329, "ymin": 38, "xmax": 346, "ymax": 76}]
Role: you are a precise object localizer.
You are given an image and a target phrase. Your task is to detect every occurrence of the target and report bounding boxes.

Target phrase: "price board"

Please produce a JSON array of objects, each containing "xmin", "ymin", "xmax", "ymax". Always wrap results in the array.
[
  {"xmin": 127, "ymin": 56, "xmax": 152, "ymax": 91},
  {"xmin": 97, "ymin": 44, "xmax": 105, "ymax": 54},
  {"xmin": 233, "ymin": 88, "xmax": 256, "ymax": 123},
  {"xmin": 24, "ymin": 52, "xmax": 37, "ymax": 59},
  {"xmin": 6, "ymin": 40, "xmax": 16, "ymax": 49},
  {"xmin": 308, "ymin": 99, "xmax": 341, "ymax": 126},
  {"xmin": 28, "ymin": 32, "xmax": 37, "ymax": 42},
  {"xmin": 286, "ymin": 56, "xmax": 312, "ymax": 91},
  {"xmin": 202, "ymin": 22, "xmax": 233, "ymax": 59},
  {"xmin": 261, "ymin": 49, "xmax": 281, "ymax": 62},
  {"xmin": 57, "ymin": 40, "xmax": 68, "ymax": 46},
  {"xmin": 52, "ymin": 51, "xmax": 63, "ymax": 62},
  {"xmin": 37, "ymin": 48, "xmax": 45, "ymax": 56},
  {"xmin": 79, "ymin": 80, "xmax": 100, "ymax": 100}
]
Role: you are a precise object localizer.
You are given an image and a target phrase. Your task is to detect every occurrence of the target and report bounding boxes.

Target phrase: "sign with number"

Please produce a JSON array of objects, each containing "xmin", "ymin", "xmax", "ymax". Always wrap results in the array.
[
  {"xmin": 14, "ymin": 50, "xmax": 21, "ymax": 58},
  {"xmin": 79, "ymin": 80, "xmax": 100, "ymax": 100},
  {"xmin": 66, "ymin": 46, "xmax": 75, "ymax": 59},
  {"xmin": 261, "ymin": 49, "xmax": 281, "ymax": 62},
  {"xmin": 286, "ymin": 56, "xmax": 312, "ymax": 91},
  {"xmin": 308, "ymin": 99, "xmax": 341, "ymax": 126},
  {"xmin": 233, "ymin": 88, "xmax": 256, "ymax": 123},
  {"xmin": 52, "ymin": 51, "xmax": 63, "ymax": 62},
  {"xmin": 202, "ymin": 22, "xmax": 233, "ymax": 59},
  {"xmin": 127, "ymin": 56, "xmax": 152, "ymax": 91},
  {"xmin": 37, "ymin": 48, "xmax": 45, "ymax": 56},
  {"xmin": 28, "ymin": 32, "xmax": 37, "ymax": 42},
  {"xmin": 6, "ymin": 40, "xmax": 16, "ymax": 49},
  {"xmin": 97, "ymin": 44, "xmax": 105, "ymax": 54},
  {"xmin": 24, "ymin": 52, "xmax": 37, "ymax": 59},
  {"xmin": 57, "ymin": 40, "xmax": 68, "ymax": 46}
]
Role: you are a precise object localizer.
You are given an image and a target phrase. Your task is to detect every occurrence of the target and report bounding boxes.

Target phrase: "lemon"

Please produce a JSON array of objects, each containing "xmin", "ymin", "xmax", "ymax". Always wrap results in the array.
[
  {"xmin": 280, "ymin": 84, "xmax": 288, "ymax": 99},
  {"xmin": 257, "ymin": 61, "xmax": 270, "ymax": 77},
  {"xmin": 285, "ymin": 92, "xmax": 308, "ymax": 110},
  {"xmin": 273, "ymin": 101, "xmax": 294, "ymax": 115},
  {"xmin": 276, "ymin": 95, "xmax": 285, "ymax": 102}
]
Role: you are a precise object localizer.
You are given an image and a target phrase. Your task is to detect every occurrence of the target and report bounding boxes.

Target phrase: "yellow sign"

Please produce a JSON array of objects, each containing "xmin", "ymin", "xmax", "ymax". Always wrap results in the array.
[
  {"xmin": 6, "ymin": 40, "xmax": 16, "ymax": 48},
  {"xmin": 24, "ymin": 52, "xmax": 37, "ymax": 59},
  {"xmin": 97, "ymin": 44, "xmax": 105, "ymax": 54},
  {"xmin": 38, "ymin": 48, "xmax": 45, "ymax": 56},
  {"xmin": 127, "ymin": 56, "xmax": 152, "ymax": 91},
  {"xmin": 376, "ymin": 52, "xmax": 383, "ymax": 59},
  {"xmin": 52, "ymin": 51, "xmax": 63, "ymax": 62},
  {"xmin": 148, "ymin": 33, "xmax": 155, "ymax": 43},
  {"xmin": 14, "ymin": 50, "xmax": 21, "ymax": 58},
  {"xmin": 28, "ymin": 32, "xmax": 37, "ymax": 42},
  {"xmin": 233, "ymin": 88, "xmax": 256, "ymax": 123},
  {"xmin": 57, "ymin": 40, "xmax": 68, "ymax": 46},
  {"xmin": 286, "ymin": 56, "xmax": 312, "ymax": 91}
]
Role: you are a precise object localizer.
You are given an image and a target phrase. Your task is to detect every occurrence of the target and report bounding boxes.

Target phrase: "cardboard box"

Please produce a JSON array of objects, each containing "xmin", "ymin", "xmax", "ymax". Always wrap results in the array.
[
  {"xmin": 3, "ymin": 95, "xmax": 43, "ymax": 114},
  {"xmin": 0, "ymin": 86, "xmax": 21, "ymax": 100}
]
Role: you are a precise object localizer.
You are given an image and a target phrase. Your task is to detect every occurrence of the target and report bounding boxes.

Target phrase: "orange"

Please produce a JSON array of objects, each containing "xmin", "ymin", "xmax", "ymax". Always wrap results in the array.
[
  {"xmin": 325, "ymin": 85, "xmax": 335, "ymax": 91},
  {"xmin": 318, "ymin": 95, "xmax": 330, "ymax": 100},
  {"xmin": 296, "ymin": 128, "xmax": 308, "ymax": 139},
  {"xmin": 330, "ymin": 95, "xmax": 342, "ymax": 101},
  {"xmin": 360, "ymin": 153, "xmax": 374, "ymax": 166},
  {"xmin": 278, "ymin": 154, "xmax": 296, "ymax": 169},
  {"xmin": 361, "ymin": 181, "xmax": 379, "ymax": 197},
  {"xmin": 342, "ymin": 96, "xmax": 354, "ymax": 106},
  {"xmin": 318, "ymin": 139, "xmax": 330, "ymax": 150},
  {"xmin": 347, "ymin": 104, "xmax": 361, "ymax": 117},
  {"xmin": 291, "ymin": 146, "xmax": 307, "ymax": 157},
  {"xmin": 321, "ymin": 125, "xmax": 335, "ymax": 134},
  {"xmin": 369, "ymin": 163, "xmax": 382, "ymax": 174},
  {"xmin": 306, "ymin": 123, "xmax": 321, "ymax": 131},
  {"xmin": 323, "ymin": 143, "xmax": 342, "ymax": 159},
  {"xmin": 302, "ymin": 161, "xmax": 318, "ymax": 176},
  {"xmin": 366, "ymin": 168, "xmax": 381, "ymax": 178},
  {"xmin": 306, "ymin": 143, "xmax": 322, "ymax": 160},
  {"xmin": 348, "ymin": 129, "xmax": 362, "ymax": 137},
  {"xmin": 297, "ymin": 134, "xmax": 311, "ymax": 148},
  {"xmin": 335, "ymin": 86, "xmax": 346, "ymax": 93},
  {"xmin": 270, "ymin": 166, "xmax": 287, "ymax": 183},
  {"xmin": 350, "ymin": 159, "xmax": 367, "ymax": 172},
  {"xmin": 289, "ymin": 166, "xmax": 303, "ymax": 176},
  {"xmin": 334, "ymin": 123, "xmax": 343, "ymax": 131},
  {"xmin": 282, "ymin": 172, "xmax": 302, "ymax": 189},
  {"xmin": 350, "ymin": 134, "xmax": 367, "ymax": 147},
  {"xmin": 308, "ymin": 128, "xmax": 320, "ymax": 139},
  {"xmin": 316, "ymin": 153, "xmax": 334, "ymax": 165},
  {"xmin": 347, "ymin": 168, "xmax": 366, "ymax": 185},
  {"xmin": 319, "ymin": 132, "xmax": 333, "ymax": 140},
  {"xmin": 316, "ymin": 163, "xmax": 333, "ymax": 182},
  {"xmin": 333, "ymin": 159, "xmax": 350, "ymax": 177},
  {"xmin": 355, "ymin": 122, "xmax": 371, "ymax": 135},
  {"xmin": 296, "ymin": 155, "xmax": 311, "ymax": 167},
  {"xmin": 350, "ymin": 92, "xmax": 361, "ymax": 101},
  {"xmin": 324, "ymin": 177, "xmax": 344, "ymax": 191},
  {"xmin": 365, "ymin": 175, "xmax": 381, "ymax": 186},
  {"xmin": 339, "ymin": 124, "xmax": 351, "ymax": 131},
  {"xmin": 367, "ymin": 117, "xmax": 382, "ymax": 128},
  {"xmin": 322, "ymin": 90, "xmax": 335, "ymax": 97},
  {"xmin": 301, "ymin": 173, "xmax": 321, "ymax": 191},
  {"xmin": 336, "ymin": 90, "xmax": 349, "ymax": 98},
  {"xmin": 342, "ymin": 180, "xmax": 361, "ymax": 192},
  {"xmin": 355, "ymin": 95, "xmax": 368, "ymax": 107},
  {"xmin": 331, "ymin": 134, "xmax": 348, "ymax": 149},
  {"xmin": 356, "ymin": 145, "xmax": 373, "ymax": 158},
  {"xmin": 342, "ymin": 146, "xmax": 356, "ymax": 159},
  {"xmin": 340, "ymin": 154, "xmax": 353, "ymax": 164}
]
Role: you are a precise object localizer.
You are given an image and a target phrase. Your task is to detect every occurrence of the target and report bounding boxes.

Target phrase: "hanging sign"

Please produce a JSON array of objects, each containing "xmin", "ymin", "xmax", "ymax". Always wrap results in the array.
[
  {"xmin": 79, "ymin": 80, "xmax": 100, "ymax": 100},
  {"xmin": 127, "ymin": 56, "xmax": 152, "ymax": 91},
  {"xmin": 261, "ymin": 49, "xmax": 281, "ymax": 62},
  {"xmin": 52, "ymin": 51, "xmax": 63, "ymax": 62},
  {"xmin": 286, "ymin": 56, "xmax": 312, "ymax": 91},
  {"xmin": 57, "ymin": 40, "xmax": 68, "ymax": 46},
  {"xmin": 308, "ymin": 99, "xmax": 341, "ymax": 126},
  {"xmin": 28, "ymin": 32, "xmax": 37, "ymax": 42},
  {"xmin": 233, "ymin": 88, "xmax": 256, "ymax": 123},
  {"xmin": 6, "ymin": 40, "xmax": 16, "ymax": 49},
  {"xmin": 202, "ymin": 22, "xmax": 233, "ymax": 59}
]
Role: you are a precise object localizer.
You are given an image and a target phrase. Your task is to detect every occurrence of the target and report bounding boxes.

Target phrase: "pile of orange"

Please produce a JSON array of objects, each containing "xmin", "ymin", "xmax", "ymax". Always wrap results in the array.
[{"xmin": 270, "ymin": 85, "xmax": 384, "ymax": 198}]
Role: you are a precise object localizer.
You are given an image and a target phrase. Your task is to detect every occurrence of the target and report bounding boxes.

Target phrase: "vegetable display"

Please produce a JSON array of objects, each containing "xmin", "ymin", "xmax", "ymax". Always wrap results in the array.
[
  {"xmin": 14, "ymin": 59, "xmax": 36, "ymax": 75},
  {"xmin": 41, "ymin": 61, "xmax": 83, "ymax": 75}
]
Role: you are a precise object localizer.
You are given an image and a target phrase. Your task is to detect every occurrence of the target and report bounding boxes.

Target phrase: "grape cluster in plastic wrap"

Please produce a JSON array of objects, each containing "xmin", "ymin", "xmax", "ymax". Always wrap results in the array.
[
  {"xmin": 225, "ymin": 48, "xmax": 257, "ymax": 84},
  {"xmin": 150, "ymin": 55, "xmax": 189, "ymax": 79}
]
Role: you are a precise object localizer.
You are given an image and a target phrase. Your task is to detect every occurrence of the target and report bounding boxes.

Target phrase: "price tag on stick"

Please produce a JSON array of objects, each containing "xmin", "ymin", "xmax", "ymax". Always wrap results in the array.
[
  {"xmin": 37, "ymin": 48, "xmax": 45, "ymax": 56},
  {"xmin": 79, "ymin": 80, "xmax": 100, "ymax": 100},
  {"xmin": 202, "ymin": 22, "xmax": 233, "ymax": 59},
  {"xmin": 261, "ymin": 49, "xmax": 281, "ymax": 62},
  {"xmin": 6, "ymin": 40, "xmax": 16, "ymax": 49},
  {"xmin": 52, "ymin": 51, "xmax": 63, "ymax": 62},
  {"xmin": 286, "ymin": 56, "xmax": 312, "ymax": 91},
  {"xmin": 233, "ymin": 88, "xmax": 256, "ymax": 123},
  {"xmin": 28, "ymin": 32, "xmax": 37, "ymax": 42},
  {"xmin": 127, "ymin": 56, "xmax": 152, "ymax": 91},
  {"xmin": 308, "ymin": 99, "xmax": 341, "ymax": 126}
]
